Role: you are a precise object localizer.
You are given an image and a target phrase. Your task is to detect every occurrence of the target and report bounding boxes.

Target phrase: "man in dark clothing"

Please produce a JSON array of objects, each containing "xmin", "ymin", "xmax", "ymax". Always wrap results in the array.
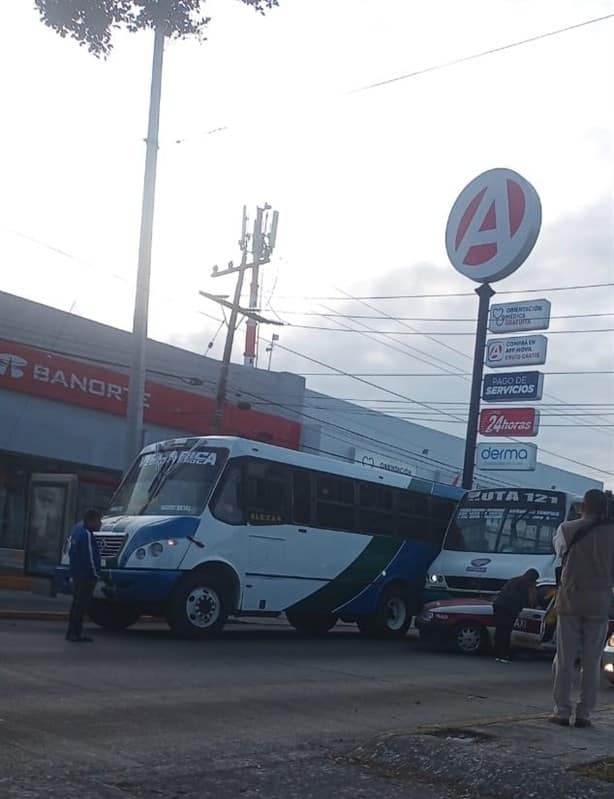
[
  {"xmin": 66, "ymin": 509, "xmax": 102, "ymax": 642},
  {"xmin": 493, "ymin": 568, "xmax": 539, "ymax": 662}
]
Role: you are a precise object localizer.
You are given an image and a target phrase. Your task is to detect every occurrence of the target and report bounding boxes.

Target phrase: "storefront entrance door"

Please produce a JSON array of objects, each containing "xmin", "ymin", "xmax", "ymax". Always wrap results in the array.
[{"xmin": 24, "ymin": 474, "xmax": 77, "ymax": 578}]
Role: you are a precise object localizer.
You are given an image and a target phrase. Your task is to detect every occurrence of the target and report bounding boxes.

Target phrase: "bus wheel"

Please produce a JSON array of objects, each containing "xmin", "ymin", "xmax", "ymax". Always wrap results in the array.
[
  {"xmin": 357, "ymin": 585, "xmax": 412, "ymax": 639},
  {"xmin": 286, "ymin": 610, "xmax": 337, "ymax": 636},
  {"xmin": 167, "ymin": 573, "xmax": 229, "ymax": 639},
  {"xmin": 88, "ymin": 600, "xmax": 141, "ymax": 631}
]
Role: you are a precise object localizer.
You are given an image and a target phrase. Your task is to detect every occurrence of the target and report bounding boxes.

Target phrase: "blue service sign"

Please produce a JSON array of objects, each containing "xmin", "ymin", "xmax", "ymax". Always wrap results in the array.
[{"xmin": 482, "ymin": 371, "xmax": 544, "ymax": 403}]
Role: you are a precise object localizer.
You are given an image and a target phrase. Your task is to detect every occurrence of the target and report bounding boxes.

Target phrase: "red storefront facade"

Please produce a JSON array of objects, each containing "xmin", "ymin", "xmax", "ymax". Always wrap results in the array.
[
  {"xmin": 0, "ymin": 330, "xmax": 302, "ymax": 576},
  {"xmin": 0, "ymin": 339, "xmax": 301, "ymax": 449}
]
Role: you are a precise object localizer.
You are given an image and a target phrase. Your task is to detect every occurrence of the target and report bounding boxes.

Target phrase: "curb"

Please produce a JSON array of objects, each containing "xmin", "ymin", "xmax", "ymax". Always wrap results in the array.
[
  {"xmin": 0, "ymin": 611, "xmax": 164, "ymax": 623},
  {"xmin": 0, "ymin": 576, "xmax": 34, "ymax": 591},
  {"xmin": 0, "ymin": 610, "xmax": 68, "ymax": 621}
]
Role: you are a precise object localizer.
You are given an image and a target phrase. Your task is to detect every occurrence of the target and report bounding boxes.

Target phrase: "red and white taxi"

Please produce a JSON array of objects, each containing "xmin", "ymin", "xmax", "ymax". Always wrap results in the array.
[{"xmin": 417, "ymin": 582, "xmax": 614, "ymax": 656}]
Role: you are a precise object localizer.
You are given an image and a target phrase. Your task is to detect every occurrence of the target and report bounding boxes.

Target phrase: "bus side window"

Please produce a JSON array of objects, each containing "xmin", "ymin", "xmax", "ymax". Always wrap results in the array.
[
  {"xmin": 245, "ymin": 459, "xmax": 290, "ymax": 525},
  {"xmin": 397, "ymin": 490, "xmax": 431, "ymax": 541},
  {"xmin": 358, "ymin": 482, "xmax": 395, "ymax": 536},
  {"xmin": 292, "ymin": 468, "xmax": 312, "ymax": 525},
  {"xmin": 430, "ymin": 498, "xmax": 456, "ymax": 548},
  {"xmin": 210, "ymin": 464, "xmax": 244, "ymax": 525},
  {"xmin": 315, "ymin": 474, "xmax": 356, "ymax": 532}
]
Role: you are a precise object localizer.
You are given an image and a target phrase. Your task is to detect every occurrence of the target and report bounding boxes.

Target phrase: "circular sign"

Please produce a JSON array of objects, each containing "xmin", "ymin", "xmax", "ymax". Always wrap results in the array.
[{"xmin": 445, "ymin": 168, "xmax": 541, "ymax": 283}]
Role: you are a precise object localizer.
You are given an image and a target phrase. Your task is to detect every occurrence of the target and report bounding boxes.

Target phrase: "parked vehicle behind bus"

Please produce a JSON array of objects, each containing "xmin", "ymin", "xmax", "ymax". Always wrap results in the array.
[
  {"xmin": 55, "ymin": 436, "xmax": 463, "ymax": 639},
  {"xmin": 424, "ymin": 488, "xmax": 581, "ymax": 600}
]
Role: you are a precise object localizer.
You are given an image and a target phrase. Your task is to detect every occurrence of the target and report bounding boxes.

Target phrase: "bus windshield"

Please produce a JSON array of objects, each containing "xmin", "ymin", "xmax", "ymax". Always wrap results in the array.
[
  {"xmin": 108, "ymin": 444, "xmax": 228, "ymax": 517},
  {"xmin": 443, "ymin": 489, "xmax": 566, "ymax": 556}
]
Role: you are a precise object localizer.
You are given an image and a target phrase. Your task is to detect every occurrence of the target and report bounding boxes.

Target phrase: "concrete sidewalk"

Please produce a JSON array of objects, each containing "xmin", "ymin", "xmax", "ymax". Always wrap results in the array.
[
  {"xmin": 0, "ymin": 589, "xmax": 71, "ymax": 619},
  {"xmin": 347, "ymin": 705, "xmax": 614, "ymax": 798}
]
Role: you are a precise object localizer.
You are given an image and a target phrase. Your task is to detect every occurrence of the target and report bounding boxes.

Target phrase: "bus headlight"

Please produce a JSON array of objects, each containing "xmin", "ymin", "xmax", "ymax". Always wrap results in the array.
[
  {"xmin": 605, "ymin": 663, "xmax": 614, "ymax": 674},
  {"xmin": 149, "ymin": 543, "xmax": 164, "ymax": 557},
  {"xmin": 608, "ymin": 635, "xmax": 614, "ymax": 648},
  {"xmin": 136, "ymin": 548, "xmax": 146, "ymax": 560}
]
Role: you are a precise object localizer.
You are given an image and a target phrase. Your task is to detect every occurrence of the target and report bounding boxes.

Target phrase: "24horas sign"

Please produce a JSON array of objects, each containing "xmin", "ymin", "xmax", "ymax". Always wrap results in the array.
[{"xmin": 479, "ymin": 407, "xmax": 539, "ymax": 437}]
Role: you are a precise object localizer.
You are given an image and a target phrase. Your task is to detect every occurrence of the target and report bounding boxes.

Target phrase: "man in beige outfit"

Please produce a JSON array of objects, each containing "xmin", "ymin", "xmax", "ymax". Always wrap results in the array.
[{"xmin": 551, "ymin": 489, "xmax": 614, "ymax": 727}]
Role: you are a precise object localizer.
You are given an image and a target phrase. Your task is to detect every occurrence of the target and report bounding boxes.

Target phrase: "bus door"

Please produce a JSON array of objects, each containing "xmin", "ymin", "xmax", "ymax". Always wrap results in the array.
[
  {"xmin": 24, "ymin": 474, "xmax": 78, "ymax": 578},
  {"xmin": 242, "ymin": 460, "xmax": 297, "ymax": 611}
]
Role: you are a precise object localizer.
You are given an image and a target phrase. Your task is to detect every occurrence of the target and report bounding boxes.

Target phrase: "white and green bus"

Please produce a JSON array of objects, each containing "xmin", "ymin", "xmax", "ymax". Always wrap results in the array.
[{"xmin": 56, "ymin": 436, "xmax": 464, "ymax": 638}]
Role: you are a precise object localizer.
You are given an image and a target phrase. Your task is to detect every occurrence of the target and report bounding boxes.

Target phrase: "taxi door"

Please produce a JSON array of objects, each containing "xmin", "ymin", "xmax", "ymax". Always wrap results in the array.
[{"xmin": 511, "ymin": 584, "xmax": 557, "ymax": 651}]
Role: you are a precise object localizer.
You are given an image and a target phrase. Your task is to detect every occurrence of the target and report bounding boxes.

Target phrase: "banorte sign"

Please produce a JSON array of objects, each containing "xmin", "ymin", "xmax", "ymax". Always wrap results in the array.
[{"xmin": 0, "ymin": 340, "xmax": 301, "ymax": 449}]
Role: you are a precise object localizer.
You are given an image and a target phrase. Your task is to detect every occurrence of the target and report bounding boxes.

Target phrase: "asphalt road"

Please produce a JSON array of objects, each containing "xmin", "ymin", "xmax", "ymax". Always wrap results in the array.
[{"xmin": 1, "ymin": 618, "xmax": 610, "ymax": 798}]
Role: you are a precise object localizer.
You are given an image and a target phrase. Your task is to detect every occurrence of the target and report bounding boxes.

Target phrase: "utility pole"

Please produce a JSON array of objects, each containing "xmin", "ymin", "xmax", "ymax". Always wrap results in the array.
[
  {"xmin": 125, "ymin": 25, "xmax": 165, "ymax": 468},
  {"xmin": 244, "ymin": 206, "xmax": 278, "ymax": 367},
  {"xmin": 200, "ymin": 204, "xmax": 281, "ymax": 435}
]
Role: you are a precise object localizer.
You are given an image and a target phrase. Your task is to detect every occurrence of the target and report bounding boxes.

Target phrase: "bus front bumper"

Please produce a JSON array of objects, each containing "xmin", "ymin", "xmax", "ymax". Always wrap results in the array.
[{"xmin": 55, "ymin": 566, "xmax": 182, "ymax": 604}]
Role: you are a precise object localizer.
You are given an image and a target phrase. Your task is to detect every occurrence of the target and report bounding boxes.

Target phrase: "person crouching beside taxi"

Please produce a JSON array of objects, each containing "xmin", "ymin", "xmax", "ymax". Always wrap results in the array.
[{"xmin": 493, "ymin": 569, "xmax": 539, "ymax": 663}]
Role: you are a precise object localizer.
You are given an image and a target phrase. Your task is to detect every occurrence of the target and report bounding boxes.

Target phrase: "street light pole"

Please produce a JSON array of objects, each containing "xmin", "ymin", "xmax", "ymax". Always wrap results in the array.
[{"xmin": 125, "ymin": 26, "xmax": 165, "ymax": 468}]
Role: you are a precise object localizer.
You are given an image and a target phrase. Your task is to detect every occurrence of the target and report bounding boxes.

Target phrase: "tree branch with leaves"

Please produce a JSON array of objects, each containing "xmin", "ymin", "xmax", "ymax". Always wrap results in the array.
[{"xmin": 34, "ymin": 0, "xmax": 279, "ymax": 56}]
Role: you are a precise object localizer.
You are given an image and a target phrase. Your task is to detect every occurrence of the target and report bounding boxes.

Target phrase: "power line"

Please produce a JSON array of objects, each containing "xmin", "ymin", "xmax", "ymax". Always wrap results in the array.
[
  {"xmin": 298, "ymin": 370, "xmax": 614, "ymax": 377},
  {"xmin": 275, "ymin": 310, "xmax": 614, "ymax": 322},
  {"xmin": 274, "ymin": 282, "xmax": 614, "ymax": 302},
  {"xmin": 331, "ymin": 287, "xmax": 614, "ymax": 440},
  {"xmin": 273, "ymin": 341, "xmax": 613, "ymax": 477},
  {"xmin": 225, "ymin": 378, "xmax": 528, "ymax": 490},
  {"xmin": 317, "ymin": 301, "xmax": 468, "ymax": 377},
  {"xmin": 349, "ymin": 12, "xmax": 614, "ymax": 94},
  {"xmin": 228, "ymin": 376, "xmax": 610, "ymax": 487},
  {"xmin": 172, "ymin": 13, "xmax": 614, "ymax": 147},
  {"xmin": 280, "ymin": 323, "xmax": 614, "ymax": 336}
]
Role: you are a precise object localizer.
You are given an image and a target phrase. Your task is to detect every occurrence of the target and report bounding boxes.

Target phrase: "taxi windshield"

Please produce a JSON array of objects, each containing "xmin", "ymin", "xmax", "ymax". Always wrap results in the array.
[{"xmin": 108, "ymin": 444, "xmax": 228, "ymax": 517}]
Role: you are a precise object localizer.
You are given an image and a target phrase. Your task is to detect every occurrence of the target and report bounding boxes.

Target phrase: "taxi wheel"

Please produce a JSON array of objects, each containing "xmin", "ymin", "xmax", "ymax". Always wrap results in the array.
[
  {"xmin": 88, "ymin": 600, "xmax": 141, "ymax": 631},
  {"xmin": 453, "ymin": 622, "xmax": 487, "ymax": 655}
]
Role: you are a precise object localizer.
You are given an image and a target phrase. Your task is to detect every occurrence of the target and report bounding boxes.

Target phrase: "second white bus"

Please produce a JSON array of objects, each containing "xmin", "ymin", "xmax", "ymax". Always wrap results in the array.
[{"xmin": 424, "ymin": 487, "xmax": 581, "ymax": 599}]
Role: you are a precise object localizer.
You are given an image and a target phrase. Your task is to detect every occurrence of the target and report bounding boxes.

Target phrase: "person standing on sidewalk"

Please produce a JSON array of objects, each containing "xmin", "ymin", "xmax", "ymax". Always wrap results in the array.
[
  {"xmin": 493, "ymin": 568, "xmax": 539, "ymax": 662},
  {"xmin": 551, "ymin": 489, "xmax": 614, "ymax": 727},
  {"xmin": 66, "ymin": 509, "xmax": 102, "ymax": 643}
]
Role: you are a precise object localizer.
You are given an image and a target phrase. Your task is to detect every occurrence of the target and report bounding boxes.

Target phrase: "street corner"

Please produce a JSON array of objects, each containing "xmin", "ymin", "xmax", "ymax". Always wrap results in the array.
[{"xmin": 341, "ymin": 707, "xmax": 614, "ymax": 799}]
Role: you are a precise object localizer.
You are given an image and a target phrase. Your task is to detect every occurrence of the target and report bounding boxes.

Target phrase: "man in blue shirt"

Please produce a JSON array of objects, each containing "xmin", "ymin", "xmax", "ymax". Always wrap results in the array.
[{"xmin": 66, "ymin": 509, "xmax": 102, "ymax": 642}]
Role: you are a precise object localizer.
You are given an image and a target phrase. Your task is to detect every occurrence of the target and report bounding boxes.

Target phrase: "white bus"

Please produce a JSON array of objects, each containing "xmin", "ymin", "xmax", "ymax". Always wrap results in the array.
[
  {"xmin": 56, "ymin": 436, "xmax": 464, "ymax": 638},
  {"xmin": 424, "ymin": 487, "xmax": 581, "ymax": 599}
]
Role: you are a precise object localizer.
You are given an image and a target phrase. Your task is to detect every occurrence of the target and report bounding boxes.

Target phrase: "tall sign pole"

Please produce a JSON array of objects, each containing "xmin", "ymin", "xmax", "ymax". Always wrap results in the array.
[
  {"xmin": 462, "ymin": 282, "xmax": 495, "ymax": 489},
  {"xmin": 125, "ymin": 26, "xmax": 165, "ymax": 468},
  {"xmin": 445, "ymin": 168, "xmax": 542, "ymax": 489}
]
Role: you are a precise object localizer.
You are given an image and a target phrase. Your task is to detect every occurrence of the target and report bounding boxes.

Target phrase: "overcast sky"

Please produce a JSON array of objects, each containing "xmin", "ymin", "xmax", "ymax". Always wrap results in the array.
[{"xmin": 1, "ymin": 0, "xmax": 613, "ymax": 484}]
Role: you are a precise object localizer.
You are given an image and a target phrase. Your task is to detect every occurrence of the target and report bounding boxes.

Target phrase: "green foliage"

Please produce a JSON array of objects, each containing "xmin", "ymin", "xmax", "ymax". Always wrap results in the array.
[{"xmin": 34, "ymin": 0, "xmax": 279, "ymax": 57}]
